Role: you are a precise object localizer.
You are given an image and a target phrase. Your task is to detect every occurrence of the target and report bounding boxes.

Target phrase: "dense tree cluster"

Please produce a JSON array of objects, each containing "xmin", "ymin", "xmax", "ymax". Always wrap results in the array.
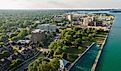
[
  {"xmin": 28, "ymin": 57, "xmax": 60, "ymax": 71},
  {"xmin": 0, "ymin": 50, "xmax": 10, "ymax": 59},
  {"xmin": 10, "ymin": 29, "xmax": 29, "ymax": 41},
  {"xmin": 49, "ymin": 27, "xmax": 97, "ymax": 57},
  {"xmin": 0, "ymin": 10, "xmax": 67, "ymax": 44}
]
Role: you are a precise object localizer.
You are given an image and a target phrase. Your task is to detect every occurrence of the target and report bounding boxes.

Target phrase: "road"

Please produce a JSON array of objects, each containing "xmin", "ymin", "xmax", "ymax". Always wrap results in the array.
[{"xmin": 15, "ymin": 52, "xmax": 43, "ymax": 71}]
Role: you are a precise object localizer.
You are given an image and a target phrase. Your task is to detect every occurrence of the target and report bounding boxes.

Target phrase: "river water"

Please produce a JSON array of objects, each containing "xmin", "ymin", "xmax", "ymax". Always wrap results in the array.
[{"xmin": 96, "ymin": 13, "xmax": 121, "ymax": 71}]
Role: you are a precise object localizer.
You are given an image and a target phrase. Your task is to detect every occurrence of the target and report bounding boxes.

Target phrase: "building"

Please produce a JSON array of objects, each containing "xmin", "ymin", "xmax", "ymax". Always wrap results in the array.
[
  {"xmin": 88, "ymin": 20, "xmax": 103, "ymax": 26},
  {"xmin": 82, "ymin": 16, "xmax": 94, "ymax": 26},
  {"xmin": 31, "ymin": 29, "xmax": 46, "ymax": 44},
  {"xmin": 21, "ymin": 48, "xmax": 36, "ymax": 60},
  {"xmin": 37, "ymin": 24, "xmax": 58, "ymax": 33},
  {"xmin": 17, "ymin": 40, "xmax": 30, "ymax": 45},
  {"xmin": 54, "ymin": 15, "xmax": 65, "ymax": 22},
  {"xmin": 35, "ymin": 21, "xmax": 40, "ymax": 24},
  {"xmin": 67, "ymin": 14, "xmax": 73, "ymax": 22},
  {"xmin": 59, "ymin": 58, "xmax": 70, "ymax": 71},
  {"xmin": 0, "ymin": 58, "xmax": 11, "ymax": 70}
]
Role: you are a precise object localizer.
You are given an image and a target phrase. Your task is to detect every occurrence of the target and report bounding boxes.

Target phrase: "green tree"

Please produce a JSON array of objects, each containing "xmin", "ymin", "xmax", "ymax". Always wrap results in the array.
[
  {"xmin": 50, "ymin": 58, "xmax": 60, "ymax": 71},
  {"xmin": 10, "ymin": 59, "xmax": 23, "ymax": 69},
  {"xmin": 62, "ymin": 46, "xmax": 68, "ymax": 52},
  {"xmin": 62, "ymin": 52, "xmax": 67, "ymax": 59}
]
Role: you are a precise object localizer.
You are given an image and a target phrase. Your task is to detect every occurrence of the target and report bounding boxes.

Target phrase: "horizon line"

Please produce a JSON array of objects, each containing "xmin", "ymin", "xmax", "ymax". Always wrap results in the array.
[{"xmin": 0, "ymin": 8, "xmax": 120, "ymax": 10}]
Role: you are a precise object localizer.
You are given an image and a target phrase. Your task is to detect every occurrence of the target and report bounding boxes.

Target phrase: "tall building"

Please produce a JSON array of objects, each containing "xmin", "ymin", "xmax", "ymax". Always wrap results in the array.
[
  {"xmin": 31, "ymin": 29, "xmax": 46, "ymax": 44},
  {"xmin": 83, "ymin": 18, "xmax": 89, "ymax": 26},
  {"xmin": 67, "ymin": 14, "xmax": 73, "ymax": 22}
]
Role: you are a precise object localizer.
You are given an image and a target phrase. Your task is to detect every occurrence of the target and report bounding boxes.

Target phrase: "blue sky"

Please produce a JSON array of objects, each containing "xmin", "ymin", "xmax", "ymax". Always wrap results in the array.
[{"xmin": 0, "ymin": 0, "xmax": 121, "ymax": 9}]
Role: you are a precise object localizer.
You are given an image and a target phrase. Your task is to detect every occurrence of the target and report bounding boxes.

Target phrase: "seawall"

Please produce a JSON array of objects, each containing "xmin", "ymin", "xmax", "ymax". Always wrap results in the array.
[
  {"xmin": 68, "ymin": 42, "xmax": 96, "ymax": 71},
  {"xmin": 91, "ymin": 30, "xmax": 110, "ymax": 71}
]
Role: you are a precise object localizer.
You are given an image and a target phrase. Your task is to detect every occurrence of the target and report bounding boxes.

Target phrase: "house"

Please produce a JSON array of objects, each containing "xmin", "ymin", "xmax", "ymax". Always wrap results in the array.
[
  {"xmin": 7, "ymin": 54, "xmax": 18, "ymax": 61},
  {"xmin": 17, "ymin": 40, "xmax": 30, "ymax": 45},
  {"xmin": 20, "ymin": 48, "xmax": 35, "ymax": 60},
  {"xmin": 28, "ymin": 46, "xmax": 37, "ymax": 53},
  {"xmin": 59, "ymin": 58, "xmax": 70, "ymax": 71},
  {"xmin": 35, "ymin": 21, "xmax": 40, "ymax": 24},
  {"xmin": 15, "ymin": 52, "xmax": 24, "ymax": 59},
  {"xmin": 0, "ymin": 45, "xmax": 4, "ymax": 52},
  {"xmin": 9, "ymin": 41, "xmax": 17, "ymax": 45},
  {"xmin": 6, "ymin": 45, "xmax": 14, "ymax": 54},
  {"xmin": 24, "ymin": 35, "xmax": 31, "ymax": 40},
  {"xmin": 0, "ymin": 58, "xmax": 11, "ymax": 70}
]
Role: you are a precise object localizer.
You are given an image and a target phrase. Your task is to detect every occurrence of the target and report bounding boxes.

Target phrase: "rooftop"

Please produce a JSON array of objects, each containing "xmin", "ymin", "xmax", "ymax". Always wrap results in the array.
[{"xmin": 32, "ymin": 29, "xmax": 45, "ymax": 33}]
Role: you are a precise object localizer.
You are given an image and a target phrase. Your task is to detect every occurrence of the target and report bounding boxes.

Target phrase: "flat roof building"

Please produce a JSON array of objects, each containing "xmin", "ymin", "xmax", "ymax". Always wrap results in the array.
[
  {"xmin": 37, "ymin": 24, "xmax": 58, "ymax": 33},
  {"xmin": 31, "ymin": 29, "xmax": 46, "ymax": 45}
]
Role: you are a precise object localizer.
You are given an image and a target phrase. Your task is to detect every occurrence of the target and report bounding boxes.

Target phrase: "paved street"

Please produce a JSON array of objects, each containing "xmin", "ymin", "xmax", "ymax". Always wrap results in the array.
[{"xmin": 15, "ymin": 52, "xmax": 43, "ymax": 71}]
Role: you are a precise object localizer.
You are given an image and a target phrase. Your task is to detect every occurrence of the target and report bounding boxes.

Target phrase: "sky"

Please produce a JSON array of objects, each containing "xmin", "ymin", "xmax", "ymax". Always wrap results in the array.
[{"xmin": 0, "ymin": 0, "xmax": 121, "ymax": 9}]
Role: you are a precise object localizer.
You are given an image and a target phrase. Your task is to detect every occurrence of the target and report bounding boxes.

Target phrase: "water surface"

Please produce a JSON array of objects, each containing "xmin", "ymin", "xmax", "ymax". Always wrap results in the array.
[{"xmin": 70, "ymin": 44, "xmax": 99, "ymax": 71}]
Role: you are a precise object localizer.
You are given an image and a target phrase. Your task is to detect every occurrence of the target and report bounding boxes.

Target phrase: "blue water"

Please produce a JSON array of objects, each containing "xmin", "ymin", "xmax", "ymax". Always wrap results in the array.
[
  {"xmin": 70, "ymin": 43, "xmax": 99, "ymax": 71},
  {"xmin": 96, "ymin": 13, "xmax": 121, "ymax": 71}
]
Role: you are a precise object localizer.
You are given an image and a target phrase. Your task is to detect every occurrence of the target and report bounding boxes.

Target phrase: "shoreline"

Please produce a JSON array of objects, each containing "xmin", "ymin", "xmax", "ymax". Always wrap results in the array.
[
  {"xmin": 91, "ymin": 28, "xmax": 111, "ymax": 71},
  {"xmin": 68, "ymin": 42, "xmax": 96, "ymax": 71}
]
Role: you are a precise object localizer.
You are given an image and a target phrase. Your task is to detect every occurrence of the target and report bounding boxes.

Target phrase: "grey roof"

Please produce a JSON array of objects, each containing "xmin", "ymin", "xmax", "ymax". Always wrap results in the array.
[
  {"xmin": 37, "ymin": 24, "xmax": 57, "ymax": 32},
  {"xmin": 60, "ymin": 58, "xmax": 69, "ymax": 70}
]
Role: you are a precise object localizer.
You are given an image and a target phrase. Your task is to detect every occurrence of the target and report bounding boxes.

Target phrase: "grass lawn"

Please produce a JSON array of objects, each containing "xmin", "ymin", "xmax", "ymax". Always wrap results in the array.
[
  {"xmin": 95, "ymin": 32, "xmax": 107, "ymax": 45},
  {"xmin": 95, "ymin": 37, "xmax": 105, "ymax": 45}
]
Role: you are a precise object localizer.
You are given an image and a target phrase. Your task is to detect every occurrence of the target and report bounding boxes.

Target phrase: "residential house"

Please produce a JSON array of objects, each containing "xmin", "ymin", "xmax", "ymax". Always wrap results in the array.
[
  {"xmin": 0, "ymin": 58, "xmax": 11, "ymax": 70},
  {"xmin": 20, "ymin": 48, "xmax": 35, "ymax": 60},
  {"xmin": 59, "ymin": 58, "xmax": 70, "ymax": 71},
  {"xmin": 17, "ymin": 40, "xmax": 31, "ymax": 45}
]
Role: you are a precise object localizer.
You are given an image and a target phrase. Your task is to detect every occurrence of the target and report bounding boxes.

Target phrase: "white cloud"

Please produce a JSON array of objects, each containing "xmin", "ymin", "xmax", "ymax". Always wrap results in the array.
[{"xmin": 0, "ymin": 0, "xmax": 120, "ymax": 9}]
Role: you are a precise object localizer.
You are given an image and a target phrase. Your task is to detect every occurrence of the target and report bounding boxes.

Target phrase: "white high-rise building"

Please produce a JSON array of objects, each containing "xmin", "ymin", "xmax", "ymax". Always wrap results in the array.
[{"xmin": 67, "ymin": 14, "xmax": 73, "ymax": 21}]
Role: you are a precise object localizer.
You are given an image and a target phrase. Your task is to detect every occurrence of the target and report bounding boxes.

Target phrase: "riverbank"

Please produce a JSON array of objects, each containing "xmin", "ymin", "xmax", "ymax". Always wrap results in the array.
[
  {"xmin": 91, "ymin": 29, "xmax": 110, "ymax": 71},
  {"xmin": 68, "ymin": 42, "xmax": 96, "ymax": 71}
]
